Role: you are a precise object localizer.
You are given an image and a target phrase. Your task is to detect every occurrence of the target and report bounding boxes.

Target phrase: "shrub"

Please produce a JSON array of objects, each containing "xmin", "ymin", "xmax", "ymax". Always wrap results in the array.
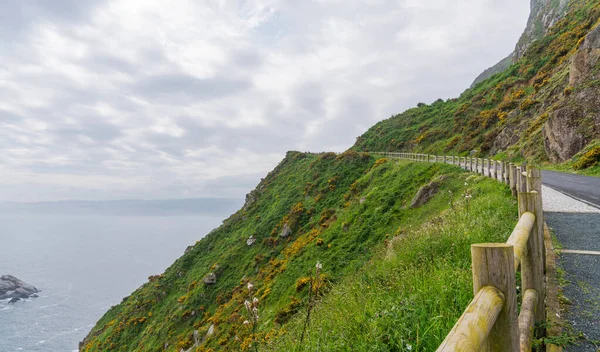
[
  {"xmin": 573, "ymin": 146, "xmax": 600, "ymax": 169},
  {"xmin": 519, "ymin": 98, "xmax": 537, "ymax": 111},
  {"xmin": 274, "ymin": 297, "xmax": 302, "ymax": 324},
  {"xmin": 295, "ymin": 277, "xmax": 311, "ymax": 292}
]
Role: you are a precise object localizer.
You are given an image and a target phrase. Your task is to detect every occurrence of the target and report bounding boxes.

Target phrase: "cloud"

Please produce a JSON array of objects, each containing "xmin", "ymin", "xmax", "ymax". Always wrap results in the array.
[{"xmin": 0, "ymin": 0, "xmax": 530, "ymax": 202}]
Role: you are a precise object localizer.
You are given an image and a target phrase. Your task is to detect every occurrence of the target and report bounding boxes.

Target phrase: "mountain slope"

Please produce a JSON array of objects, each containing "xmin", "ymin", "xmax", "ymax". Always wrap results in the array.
[
  {"xmin": 354, "ymin": 0, "xmax": 600, "ymax": 168},
  {"xmin": 81, "ymin": 153, "xmax": 515, "ymax": 351}
]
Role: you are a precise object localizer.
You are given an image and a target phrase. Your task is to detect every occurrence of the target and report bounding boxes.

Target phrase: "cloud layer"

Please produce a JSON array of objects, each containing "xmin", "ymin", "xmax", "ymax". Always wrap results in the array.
[{"xmin": 0, "ymin": 0, "xmax": 529, "ymax": 201}]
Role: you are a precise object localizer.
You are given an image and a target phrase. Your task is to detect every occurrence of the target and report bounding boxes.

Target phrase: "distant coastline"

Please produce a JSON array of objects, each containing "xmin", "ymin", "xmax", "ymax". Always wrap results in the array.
[{"xmin": 0, "ymin": 198, "xmax": 242, "ymax": 217}]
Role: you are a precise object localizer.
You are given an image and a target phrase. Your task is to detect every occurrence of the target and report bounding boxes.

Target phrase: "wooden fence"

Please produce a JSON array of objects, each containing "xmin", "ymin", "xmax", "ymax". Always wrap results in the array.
[{"xmin": 371, "ymin": 152, "xmax": 545, "ymax": 352}]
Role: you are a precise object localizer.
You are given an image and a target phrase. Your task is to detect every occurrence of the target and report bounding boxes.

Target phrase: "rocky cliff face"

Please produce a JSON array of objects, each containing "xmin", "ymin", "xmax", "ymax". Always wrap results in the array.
[
  {"xmin": 514, "ymin": 0, "xmax": 569, "ymax": 60},
  {"xmin": 472, "ymin": 0, "xmax": 568, "ymax": 86},
  {"xmin": 544, "ymin": 23, "xmax": 600, "ymax": 162}
]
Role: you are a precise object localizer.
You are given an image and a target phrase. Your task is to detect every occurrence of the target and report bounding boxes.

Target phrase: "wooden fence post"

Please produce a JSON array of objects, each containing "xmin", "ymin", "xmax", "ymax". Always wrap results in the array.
[
  {"xmin": 509, "ymin": 164, "xmax": 516, "ymax": 196},
  {"xmin": 516, "ymin": 166, "xmax": 522, "ymax": 193},
  {"xmin": 471, "ymin": 243, "xmax": 519, "ymax": 351},
  {"xmin": 518, "ymin": 191, "xmax": 545, "ymax": 324}
]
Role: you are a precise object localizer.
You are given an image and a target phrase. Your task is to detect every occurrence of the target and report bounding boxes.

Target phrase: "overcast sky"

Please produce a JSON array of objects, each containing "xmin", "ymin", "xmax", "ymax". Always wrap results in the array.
[{"xmin": 0, "ymin": 0, "xmax": 529, "ymax": 202}]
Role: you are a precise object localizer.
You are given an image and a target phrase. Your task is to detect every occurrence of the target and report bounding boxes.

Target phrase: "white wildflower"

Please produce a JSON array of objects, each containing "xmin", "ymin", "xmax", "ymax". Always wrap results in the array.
[
  {"xmin": 243, "ymin": 320, "xmax": 249, "ymax": 325},
  {"xmin": 247, "ymin": 282, "xmax": 253, "ymax": 291},
  {"xmin": 406, "ymin": 344, "xmax": 412, "ymax": 351},
  {"xmin": 316, "ymin": 261, "xmax": 322, "ymax": 270},
  {"xmin": 253, "ymin": 297, "xmax": 259, "ymax": 304},
  {"xmin": 244, "ymin": 300, "xmax": 251, "ymax": 310}
]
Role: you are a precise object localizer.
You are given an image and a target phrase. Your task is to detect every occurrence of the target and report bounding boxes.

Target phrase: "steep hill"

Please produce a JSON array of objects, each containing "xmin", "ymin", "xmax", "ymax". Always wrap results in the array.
[
  {"xmin": 81, "ymin": 152, "xmax": 514, "ymax": 351},
  {"xmin": 354, "ymin": 0, "xmax": 600, "ymax": 169}
]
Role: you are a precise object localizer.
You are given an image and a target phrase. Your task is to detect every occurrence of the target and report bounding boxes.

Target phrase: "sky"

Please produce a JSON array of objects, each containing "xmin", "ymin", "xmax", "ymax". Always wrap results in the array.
[{"xmin": 0, "ymin": 0, "xmax": 530, "ymax": 202}]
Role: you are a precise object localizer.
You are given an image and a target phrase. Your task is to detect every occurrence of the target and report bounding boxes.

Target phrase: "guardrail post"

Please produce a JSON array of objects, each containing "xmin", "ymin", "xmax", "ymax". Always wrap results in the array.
[
  {"xmin": 516, "ymin": 166, "xmax": 522, "ymax": 193},
  {"xmin": 509, "ymin": 164, "xmax": 516, "ymax": 196},
  {"xmin": 481, "ymin": 159, "xmax": 490, "ymax": 176},
  {"xmin": 472, "ymin": 243, "xmax": 519, "ymax": 351},
  {"xmin": 518, "ymin": 190, "xmax": 545, "ymax": 324}
]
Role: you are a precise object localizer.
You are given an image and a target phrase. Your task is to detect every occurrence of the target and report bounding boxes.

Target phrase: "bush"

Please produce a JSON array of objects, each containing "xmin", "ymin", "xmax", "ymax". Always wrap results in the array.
[{"xmin": 573, "ymin": 146, "xmax": 600, "ymax": 169}]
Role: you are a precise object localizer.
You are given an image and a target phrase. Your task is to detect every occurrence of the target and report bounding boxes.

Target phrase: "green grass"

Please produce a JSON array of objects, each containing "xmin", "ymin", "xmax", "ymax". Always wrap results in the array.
[
  {"xmin": 81, "ymin": 153, "xmax": 517, "ymax": 352},
  {"xmin": 266, "ymin": 173, "xmax": 516, "ymax": 351}
]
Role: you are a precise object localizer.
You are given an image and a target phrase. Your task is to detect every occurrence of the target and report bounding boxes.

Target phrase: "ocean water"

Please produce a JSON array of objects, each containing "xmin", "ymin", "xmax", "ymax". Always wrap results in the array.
[{"xmin": 0, "ymin": 212, "xmax": 227, "ymax": 352}]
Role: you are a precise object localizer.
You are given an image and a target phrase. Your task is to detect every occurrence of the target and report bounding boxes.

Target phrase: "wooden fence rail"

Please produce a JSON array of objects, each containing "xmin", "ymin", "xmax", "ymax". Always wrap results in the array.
[{"xmin": 370, "ymin": 152, "xmax": 545, "ymax": 352}]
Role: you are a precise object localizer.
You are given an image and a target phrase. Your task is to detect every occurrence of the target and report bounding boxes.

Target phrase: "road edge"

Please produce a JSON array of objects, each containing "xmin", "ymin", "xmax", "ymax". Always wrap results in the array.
[{"xmin": 544, "ymin": 222, "xmax": 563, "ymax": 352}]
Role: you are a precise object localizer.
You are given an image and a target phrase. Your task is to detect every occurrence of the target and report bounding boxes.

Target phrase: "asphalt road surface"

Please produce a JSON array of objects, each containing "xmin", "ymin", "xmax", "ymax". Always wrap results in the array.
[
  {"xmin": 542, "ymin": 170, "xmax": 600, "ymax": 351},
  {"xmin": 542, "ymin": 170, "xmax": 600, "ymax": 208}
]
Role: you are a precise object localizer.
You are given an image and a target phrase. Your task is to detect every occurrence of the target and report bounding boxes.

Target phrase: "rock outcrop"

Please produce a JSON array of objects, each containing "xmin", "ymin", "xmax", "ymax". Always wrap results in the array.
[
  {"xmin": 203, "ymin": 273, "xmax": 217, "ymax": 285},
  {"xmin": 0, "ymin": 275, "xmax": 40, "ymax": 302},
  {"xmin": 570, "ymin": 24, "xmax": 600, "ymax": 85},
  {"xmin": 410, "ymin": 177, "xmax": 445, "ymax": 208},
  {"xmin": 514, "ymin": 0, "xmax": 568, "ymax": 60},
  {"xmin": 543, "ymin": 87, "xmax": 600, "ymax": 162},
  {"xmin": 280, "ymin": 223, "xmax": 292, "ymax": 237},
  {"xmin": 471, "ymin": 0, "xmax": 567, "ymax": 86}
]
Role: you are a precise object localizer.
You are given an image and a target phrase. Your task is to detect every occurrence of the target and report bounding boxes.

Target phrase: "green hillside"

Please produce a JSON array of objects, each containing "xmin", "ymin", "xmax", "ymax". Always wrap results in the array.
[
  {"xmin": 81, "ymin": 153, "xmax": 515, "ymax": 351},
  {"xmin": 354, "ymin": 0, "xmax": 600, "ymax": 172}
]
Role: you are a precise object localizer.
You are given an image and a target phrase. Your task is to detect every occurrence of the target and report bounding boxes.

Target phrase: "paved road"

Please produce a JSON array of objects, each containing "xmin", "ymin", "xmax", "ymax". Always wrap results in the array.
[
  {"xmin": 542, "ymin": 170, "xmax": 600, "ymax": 208},
  {"xmin": 542, "ymin": 170, "xmax": 600, "ymax": 351}
]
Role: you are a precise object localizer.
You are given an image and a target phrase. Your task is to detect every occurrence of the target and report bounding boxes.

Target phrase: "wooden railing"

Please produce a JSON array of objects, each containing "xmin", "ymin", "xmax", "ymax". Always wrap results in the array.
[{"xmin": 371, "ymin": 152, "xmax": 545, "ymax": 352}]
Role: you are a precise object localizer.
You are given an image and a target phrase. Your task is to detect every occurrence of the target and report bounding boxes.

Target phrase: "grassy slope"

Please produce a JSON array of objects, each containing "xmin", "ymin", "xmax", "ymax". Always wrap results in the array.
[
  {"xmin": 352, "ymin": 0, "xmax": 600, "ymax": 174},
  {"xmin": 82, "ymin": 151, "xmax": 516, "ymax": 351},
  {"xmin": 267, "ymin": 172, "xmax": 515, "ymax": 351}
]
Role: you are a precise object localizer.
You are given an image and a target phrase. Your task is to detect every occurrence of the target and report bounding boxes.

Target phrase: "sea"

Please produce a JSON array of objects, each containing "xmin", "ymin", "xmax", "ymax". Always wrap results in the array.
[{"xmin": 0, "ymin": 199, "xmax": 239, "ymax": 352}]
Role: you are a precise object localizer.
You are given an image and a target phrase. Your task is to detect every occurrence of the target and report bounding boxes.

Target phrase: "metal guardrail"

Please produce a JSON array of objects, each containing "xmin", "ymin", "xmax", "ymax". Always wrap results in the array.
[{"xmin": 370, "ymin": 152, "xmax": 545, "ymax": 352}]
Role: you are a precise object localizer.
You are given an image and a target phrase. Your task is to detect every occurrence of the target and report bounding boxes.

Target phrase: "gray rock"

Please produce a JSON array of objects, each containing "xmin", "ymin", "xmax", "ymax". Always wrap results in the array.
[
  {"xmin": 0, "ymin": 275, "xmax": 39, "ymax": 301},
  {"xmin": 543, "ymin": 87, "xmax": 600, "ymax": 162},
  {"xmin": 492, "ymin": 125, "xmax": 521, "ymax": 154},
  {"xmin": 514, "ymin": 0, "xmax": 567, "ymax": 60},
  {"xmin": 471, "ymin": 0, "xmax": 567, "ymax": 86},
  {"xmin": 243, "ymin": 190, "xmax": 259, "ymax": 210},
  {"xmin": 203, "ymin": 272, "xmax": 217, "ymax": 285},
  {"xmin": 410, "ymin": 176, "xmax": 447, "ymax": 208},
  {"xmin": 570, "ymin": 24, "xmax": 600, "ymax": 85},
  {"xmin": 8, "ymin": 297, "xmax": 20, "ymax": 304},
  {"xmin": 280, "ymin": 223, "xmax": 292, "ymax": 238}
]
